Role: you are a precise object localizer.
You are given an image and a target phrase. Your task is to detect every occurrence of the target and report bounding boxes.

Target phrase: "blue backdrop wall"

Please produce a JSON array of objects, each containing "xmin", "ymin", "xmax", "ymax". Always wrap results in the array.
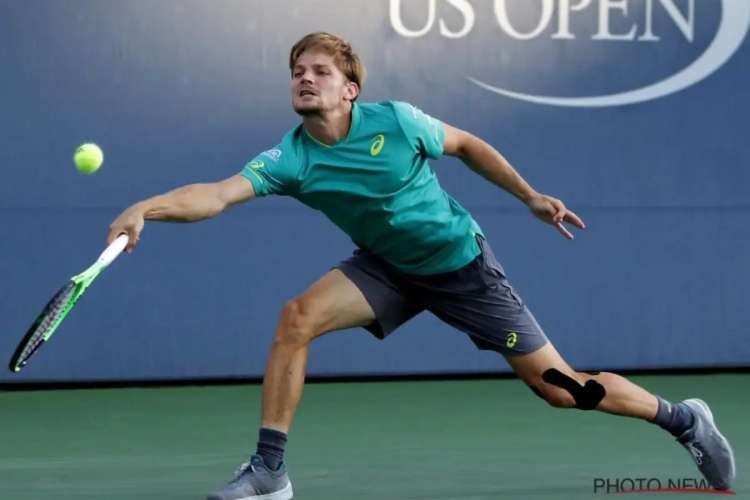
[{"xmin": 1, "ymin": 0, "xmax": 749, "ymax": 384}]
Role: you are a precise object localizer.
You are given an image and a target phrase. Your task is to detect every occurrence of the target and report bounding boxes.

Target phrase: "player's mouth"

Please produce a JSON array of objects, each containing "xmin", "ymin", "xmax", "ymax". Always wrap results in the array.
[{"xmin": 299, "ymin": 89, "xmax": 317, "ymax": 97}]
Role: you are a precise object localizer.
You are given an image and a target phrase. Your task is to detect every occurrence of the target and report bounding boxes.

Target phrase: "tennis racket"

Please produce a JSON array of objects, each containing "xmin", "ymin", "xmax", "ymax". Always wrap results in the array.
[{"xmin": 8, "ymin": 233, "xmax": 130, "ymax": 373}]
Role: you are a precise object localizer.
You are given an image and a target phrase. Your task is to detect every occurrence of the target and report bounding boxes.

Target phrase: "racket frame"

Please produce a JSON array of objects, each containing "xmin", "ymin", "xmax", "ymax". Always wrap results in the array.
[{"xmin": 8, "ymin": 234, "xmax": 129, "ymax": 372}]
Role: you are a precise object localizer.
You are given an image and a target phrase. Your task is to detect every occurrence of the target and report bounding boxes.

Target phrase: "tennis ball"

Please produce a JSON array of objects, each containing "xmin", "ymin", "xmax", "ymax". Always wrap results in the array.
[{"xmin": 74, "ymin": 143, "xmax": 104, "ymax": 174}]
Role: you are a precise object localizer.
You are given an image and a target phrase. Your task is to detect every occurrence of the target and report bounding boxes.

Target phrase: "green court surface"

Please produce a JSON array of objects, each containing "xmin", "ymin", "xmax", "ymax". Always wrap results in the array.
[{"xmin": 0, "ymin": 374, "xmax": 746, "ymax": 499}]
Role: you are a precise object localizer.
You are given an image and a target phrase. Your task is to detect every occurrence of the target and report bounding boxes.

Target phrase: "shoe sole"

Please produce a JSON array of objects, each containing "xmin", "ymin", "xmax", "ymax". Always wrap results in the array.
[
  {"xmin": 220, "ymin": 482, "xmax": 293, "ymax": 500},
  {"xmin": 683, "ymin": 398, "xmax": 736, "ymax": 489}
]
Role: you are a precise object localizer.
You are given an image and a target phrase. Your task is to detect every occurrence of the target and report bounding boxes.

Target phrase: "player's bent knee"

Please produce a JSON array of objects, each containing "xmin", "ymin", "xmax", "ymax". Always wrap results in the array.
[{"xmin": 275, "ymin": 297, "xmax": 324, "ymax": 346}]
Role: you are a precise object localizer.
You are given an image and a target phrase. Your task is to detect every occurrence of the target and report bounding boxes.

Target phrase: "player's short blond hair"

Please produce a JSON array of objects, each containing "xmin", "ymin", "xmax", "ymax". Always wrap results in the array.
[{"xmin": 289, "ymin": 32, "xmax": 367, "ymax": 101}]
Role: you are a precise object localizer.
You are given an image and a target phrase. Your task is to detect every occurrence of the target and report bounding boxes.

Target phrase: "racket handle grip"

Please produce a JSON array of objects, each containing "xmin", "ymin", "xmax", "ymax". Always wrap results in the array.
[{"xmin": 98, "ymin": 234, "xmax": 129, "ymax": 267}]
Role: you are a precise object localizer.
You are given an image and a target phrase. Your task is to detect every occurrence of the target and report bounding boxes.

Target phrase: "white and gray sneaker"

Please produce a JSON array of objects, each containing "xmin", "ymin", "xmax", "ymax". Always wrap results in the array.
[
  {"xmin": 677, "ymin": 398, "xmax": 735, "ymax": 491},
  {"xmin": 206, "ymin": 455, "xmax": 293, "ymax": 500}
]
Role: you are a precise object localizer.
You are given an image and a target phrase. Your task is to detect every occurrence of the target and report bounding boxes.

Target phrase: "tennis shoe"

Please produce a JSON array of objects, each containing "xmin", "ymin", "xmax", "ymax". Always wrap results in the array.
[
  {"xmin": 206, "ymin": 455, "xmax": 293, "ymax": 500},
  {"xmin": 676, "ymin": 398, "xmax": 735, "ymax": 491}
]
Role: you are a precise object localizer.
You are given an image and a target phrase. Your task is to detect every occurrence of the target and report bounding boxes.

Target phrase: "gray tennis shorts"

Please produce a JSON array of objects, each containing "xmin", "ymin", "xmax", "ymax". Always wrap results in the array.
[{"xmin": 335, "ymin": 235, "xmax": 549, "ymax": 356}]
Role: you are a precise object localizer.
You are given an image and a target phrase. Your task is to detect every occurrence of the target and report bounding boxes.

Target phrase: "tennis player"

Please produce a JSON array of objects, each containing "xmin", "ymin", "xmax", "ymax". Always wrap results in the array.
[{"xmin": 106, "ymin": 32, "xmax": 735, "ymax": 500}]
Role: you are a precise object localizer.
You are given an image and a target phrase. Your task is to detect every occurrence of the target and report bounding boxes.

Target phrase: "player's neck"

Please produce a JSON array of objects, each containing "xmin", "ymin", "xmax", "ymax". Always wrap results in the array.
[{"xmin": 302, "ymin": 104, "xmax": 353, "ymax": 145}]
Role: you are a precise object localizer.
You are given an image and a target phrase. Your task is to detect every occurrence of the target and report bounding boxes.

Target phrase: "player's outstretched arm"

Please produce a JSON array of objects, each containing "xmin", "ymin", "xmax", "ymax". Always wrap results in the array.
[
  {"xmin": 106, "ymin": 175, "xmax": 256, "ymax": 251},
  {"xmin": 139, "ymin": 174, "xmax": 256, "ymax": 222},
  {"xmin": 442, "ymin": 124, "xmax": 585, "ymax": 239}
]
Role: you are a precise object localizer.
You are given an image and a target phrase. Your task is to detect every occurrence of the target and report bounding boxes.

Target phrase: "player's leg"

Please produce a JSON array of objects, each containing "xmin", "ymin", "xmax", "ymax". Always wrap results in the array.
[
  {"xmin": 505, "ymin": 343, "xmax": 664, "ymax": 419},
  {"xmin": 410, "ymin": 234, "xmax": 735, "ymax": 491},
  {"xmin": 207, "ymin": 250, "xmax": 423, "ymax": 500},
  {"xmin": 207, "ymin": 269, "xmax": 374, "ymax": 500},
  {"xmin": 505, "ymin": 344, "xmax": 735, "ymax": 491},
  {"xmin": 260, "ymin": 268, "xmax": 376, "ymax": 437}
]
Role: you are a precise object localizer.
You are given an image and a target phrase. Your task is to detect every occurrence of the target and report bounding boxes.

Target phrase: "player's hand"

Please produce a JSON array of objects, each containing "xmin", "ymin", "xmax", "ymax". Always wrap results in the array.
[
  {"xmin": 107, "ymin": 206, "xmax": 146, "ymax": 253},
  {"xmin": 527, "ymin": 194, "xmax": 585, "ymax": 240}
]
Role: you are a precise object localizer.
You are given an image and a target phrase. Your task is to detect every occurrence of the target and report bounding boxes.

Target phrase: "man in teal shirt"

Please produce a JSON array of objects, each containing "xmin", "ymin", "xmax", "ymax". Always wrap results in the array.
[
  {"xmin": 107, "ymin": 31, "xmax": 735, "ymax": 500},
  {"xmin": 242, "ymin": 99, "xmax": 482, "ymax": 275}
]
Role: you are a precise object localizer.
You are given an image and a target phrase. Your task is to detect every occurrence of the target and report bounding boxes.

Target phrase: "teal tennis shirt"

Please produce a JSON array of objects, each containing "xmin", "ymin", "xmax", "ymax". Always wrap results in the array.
[{"xmin": 239, "ymin": 100, "xmax": 483, "ymax": 275}]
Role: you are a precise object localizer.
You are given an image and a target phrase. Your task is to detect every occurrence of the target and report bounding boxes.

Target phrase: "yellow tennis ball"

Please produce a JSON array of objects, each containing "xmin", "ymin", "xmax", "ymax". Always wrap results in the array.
[{"xmin": 74, "ymin": 143, "xmax": 104, "ymax": 174}]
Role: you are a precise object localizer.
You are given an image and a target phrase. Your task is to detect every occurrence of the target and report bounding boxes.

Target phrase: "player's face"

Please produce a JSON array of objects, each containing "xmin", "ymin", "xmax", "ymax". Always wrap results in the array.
[{"xmin": 291, "ymin": 51, "xmax": 352, "ymax": 116}]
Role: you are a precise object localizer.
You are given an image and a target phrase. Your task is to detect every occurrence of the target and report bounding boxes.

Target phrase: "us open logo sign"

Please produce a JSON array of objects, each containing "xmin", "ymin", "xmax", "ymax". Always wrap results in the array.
[{"xmin": 389, "ymin": 0, "xmax": 750, "ymax": 108}]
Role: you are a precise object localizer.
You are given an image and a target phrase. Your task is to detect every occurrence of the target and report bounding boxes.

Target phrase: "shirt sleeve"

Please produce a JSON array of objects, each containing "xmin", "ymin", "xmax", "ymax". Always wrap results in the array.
[
  {"xmin": 238, "ymin": 146, "xmax": 297, "ymax": 197},
  {"xmin": 391, "ymin": 100, "xmax": 446, "ymax": 160}
]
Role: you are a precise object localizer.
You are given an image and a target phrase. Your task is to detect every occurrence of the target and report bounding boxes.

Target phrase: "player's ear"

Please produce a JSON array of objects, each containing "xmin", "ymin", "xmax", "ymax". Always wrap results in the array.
[{"xmin": 344, "ymin": 80, "xmax": 359, "ymax": 102}]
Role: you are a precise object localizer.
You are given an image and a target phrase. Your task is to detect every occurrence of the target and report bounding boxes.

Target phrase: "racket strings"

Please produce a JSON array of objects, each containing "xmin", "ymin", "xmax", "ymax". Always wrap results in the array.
[{"xmin": 19, "ymin": 284, "xmax": 77, "ymax": 361}]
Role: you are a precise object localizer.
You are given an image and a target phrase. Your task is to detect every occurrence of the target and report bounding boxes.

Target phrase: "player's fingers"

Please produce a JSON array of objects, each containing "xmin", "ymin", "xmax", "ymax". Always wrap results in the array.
[
  {"xmin": 125, "ymin": 230, "xmax": 139, "ymax": 253},
  {"xmin": 555, "ymin": 222, "xmax": 574, "ymax": 240},
  {"xmin": 565, "ymin": 210, "xmax": 586, "ymax": 229},
  {"xmin": 106, "ymin": 227, "xmax": 120, "ymax": 246},
  {"xmin": 552, "ymin": 207, "xmax": 566, "ymax": 224},
  {"xmin": 548, "ymin": 198, "xmax": 566, "ymax": 223}
]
